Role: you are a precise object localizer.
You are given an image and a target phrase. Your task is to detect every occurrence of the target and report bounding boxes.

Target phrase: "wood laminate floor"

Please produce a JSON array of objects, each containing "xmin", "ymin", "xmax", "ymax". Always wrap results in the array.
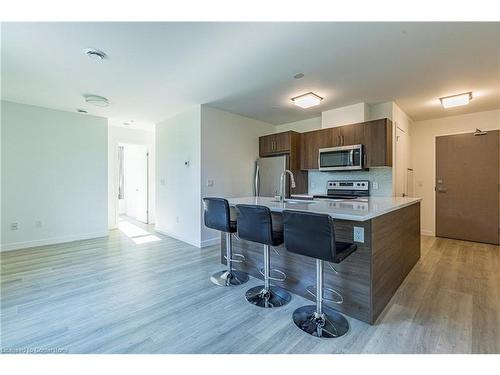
[{"xmin": 1, "ymin": 222, "xmax": 499, "ymax": 354}]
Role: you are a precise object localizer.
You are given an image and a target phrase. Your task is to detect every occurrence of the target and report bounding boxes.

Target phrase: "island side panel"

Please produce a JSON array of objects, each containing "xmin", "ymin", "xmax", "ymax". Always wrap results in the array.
[
  {"xmin": 370, "ymin": 202, "xmax": 421, "ymax": 322},
  {"xmin": 221, "ymin": 214, "xmax": 373, "ymax": 323}
]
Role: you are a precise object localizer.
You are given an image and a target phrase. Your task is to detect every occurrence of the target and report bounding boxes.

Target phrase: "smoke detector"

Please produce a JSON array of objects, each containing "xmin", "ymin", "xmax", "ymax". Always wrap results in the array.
[
  {"xmin": 84, "ymin": 48, "xmax": 107, "ymax": 61},
  {"xmin": 84, "ymin": 94, "xmax": 109, "ymax": 107}
]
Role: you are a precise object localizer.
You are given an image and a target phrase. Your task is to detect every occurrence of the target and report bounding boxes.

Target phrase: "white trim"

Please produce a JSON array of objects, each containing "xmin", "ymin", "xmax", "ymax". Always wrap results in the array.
[
  {"xmin": 421, "ymin": 229, "xmax": 434, "ymax": 237},
  {"xmin": 200, "ymin": 236, "xmax": 220, "ymax": 248},
  {"xmin": 0, "ymin": 231, "xmax": 109, "ymax": 252},
  {"xmin": 154, "ymin": 227, "xmax": 202, "ymax": 248}
]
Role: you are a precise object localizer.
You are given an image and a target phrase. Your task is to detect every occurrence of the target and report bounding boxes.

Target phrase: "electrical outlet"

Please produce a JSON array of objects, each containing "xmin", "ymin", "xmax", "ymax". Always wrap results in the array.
[
  {"xmin": 372, "ymin": 181, "xmax": 379, "ymax": 190},
  {"xmin": 35, "ymin": 220, "xmax": 43, "ymax": 228},
  {"xmin": 206, "ymin": 179, "xmax": 214, "ymax": 187},
  {"xmin": 175, "ymin": 216, "xmax": 179, "ymax": 223},
  {"xmin": 353, "ymin": 226, "xmax": 364, "ymax": 243},
  {"xmin": 160, "ymin": 178, "xmax": 166, "ymax": 186},
  {"xmin": 10, "ymin": 222, "xmax": 19, "ymax": 231}
]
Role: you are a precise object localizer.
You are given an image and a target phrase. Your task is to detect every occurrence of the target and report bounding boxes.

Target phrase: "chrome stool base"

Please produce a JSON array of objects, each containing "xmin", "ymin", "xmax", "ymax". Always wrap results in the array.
[
  {"xmin": 292, "ymin": 305, "xmax": 349, "ymax": 338},
  {"xmin": 245, "ymin": 285, "xmax": 291, "ymax": 308},
  {"xmin": 210, "ymin": 269, "xmax": 249, "ymax": 286}
]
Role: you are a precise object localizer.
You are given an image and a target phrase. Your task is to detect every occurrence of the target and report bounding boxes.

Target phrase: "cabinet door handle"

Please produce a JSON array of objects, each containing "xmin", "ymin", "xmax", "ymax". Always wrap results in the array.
[
  {"xmin": 341, "ymin": 135, "xmax": 344, "ymax": 145},
  {"xmin": 337, "ymin": 135, "xmax": 341, "ymax": 146}
]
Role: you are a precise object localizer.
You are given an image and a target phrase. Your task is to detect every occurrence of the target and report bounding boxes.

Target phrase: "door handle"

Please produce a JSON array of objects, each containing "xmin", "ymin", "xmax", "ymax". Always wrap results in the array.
[
  {"xmin": 255, "ymin": 165, "xmax": 260, "ymax": 196},
  {"xmin": 437, "ymin": 187, "xmax": 447, "ymax": 193}
]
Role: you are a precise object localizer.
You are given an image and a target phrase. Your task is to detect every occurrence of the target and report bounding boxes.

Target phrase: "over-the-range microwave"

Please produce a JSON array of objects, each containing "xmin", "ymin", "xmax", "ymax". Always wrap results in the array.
[{"xmin": 318, "ymin": 144, "xmax": 364, "ymax": 171}]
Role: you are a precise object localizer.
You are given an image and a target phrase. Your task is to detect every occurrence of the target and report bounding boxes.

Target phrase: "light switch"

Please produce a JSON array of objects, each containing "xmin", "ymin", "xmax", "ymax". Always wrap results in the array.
[
  {"xmin": 353, "ymin": 226, "xmax": 365, "ymax": 243},
  {"xmin": 372, "ymin": 181, "xmax": 379, "ymax": 190},
  {"xmin": 10, "ymin": 222, "xmax": 19, "ymax": 231},
  {"xmin": 206, "ymin": 179, "xmax": 214, "ymax": 187}
]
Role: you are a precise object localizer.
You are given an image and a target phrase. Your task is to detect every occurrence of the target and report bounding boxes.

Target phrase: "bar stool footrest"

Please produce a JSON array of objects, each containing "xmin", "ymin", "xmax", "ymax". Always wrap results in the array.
[
  {"xmin": 224, "ymin": 253, "xmax": 245, "ymax": 263},
  {"xmin": 259, "ymin": 268, "xmax": 286, "ymax": 282},
  {"xmin": 305, "ymin": 286, "xmax": 344, "ymax": 304}
]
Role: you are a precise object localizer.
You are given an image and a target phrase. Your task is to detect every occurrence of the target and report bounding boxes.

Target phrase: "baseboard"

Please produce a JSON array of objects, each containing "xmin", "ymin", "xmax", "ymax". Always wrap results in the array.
[
  {"xmin": 421, "ymin": 229, "xmax": 434, "ymax": 237},
  {"xmin": 154, "ymin": 227, "xmax": 202, "ymax": 248},
  {"xmin": 200, "ymin": 237, "xmax": 220, "ymax": 248},
  {"xmin": 0, "ymin": 231, "xmax": 109, "ymax": 252}
]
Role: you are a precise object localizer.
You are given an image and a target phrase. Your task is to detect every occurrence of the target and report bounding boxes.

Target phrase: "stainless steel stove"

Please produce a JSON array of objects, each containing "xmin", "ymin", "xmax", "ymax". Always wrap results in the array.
[{"xmin": 313, "ymin": 180, "xmax": 370, "ymax": 200}]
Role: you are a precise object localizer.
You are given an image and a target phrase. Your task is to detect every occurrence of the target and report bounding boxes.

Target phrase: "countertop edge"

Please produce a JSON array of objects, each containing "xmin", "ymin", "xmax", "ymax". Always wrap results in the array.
[{"xmin": 227, "ymin": 197, "xmax": 422, "ymax": 222}]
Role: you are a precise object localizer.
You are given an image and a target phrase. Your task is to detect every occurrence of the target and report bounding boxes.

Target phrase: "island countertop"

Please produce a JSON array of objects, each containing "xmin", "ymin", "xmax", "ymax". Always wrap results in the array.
[{"xmin": 227, "ymin": 196, "xmax": 421, "ymax": 222}]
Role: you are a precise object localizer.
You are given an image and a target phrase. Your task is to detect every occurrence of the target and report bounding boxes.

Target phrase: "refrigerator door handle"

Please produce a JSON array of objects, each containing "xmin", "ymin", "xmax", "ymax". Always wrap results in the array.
[{"xmin": 254, "ymin": 164, "xmax": 260, "ymax": 196}]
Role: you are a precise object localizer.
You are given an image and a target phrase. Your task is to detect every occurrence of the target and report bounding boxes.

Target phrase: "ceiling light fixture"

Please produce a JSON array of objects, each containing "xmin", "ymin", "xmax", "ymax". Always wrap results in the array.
[
  {"xmin": 291, "ymin": 92, "xmax": 323, "ymax": 109},
  {"xmin": 84, "ymin": 94, "xmax": 109, "ymax": 107},
  {"xmin": 294, "ymin": 73, "xmax": 304, "ymax": 79},
  {"xmin": 123, "ymin": 122, "xmax": 131, "ymax": 126},
  {"xmin": 84, "ymin": 48, "xmax": 107, "ymax": 61},
  {"xmin": 440, "ymin": 92, "xmax": 472, "ymax": 109}
]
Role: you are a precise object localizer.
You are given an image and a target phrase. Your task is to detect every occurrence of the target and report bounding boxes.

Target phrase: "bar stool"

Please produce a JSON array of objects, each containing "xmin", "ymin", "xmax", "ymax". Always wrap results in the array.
[
  {"xmin": 235, "ymin": 204, "xmax": 291, "ymax": 308},
  {"xmin": 282, "ymin": 210, "xmax": 357, "ymax": 338},
  {"xmin": 202, "ymin": 197, "xmax": 249, "ymax": 286}
]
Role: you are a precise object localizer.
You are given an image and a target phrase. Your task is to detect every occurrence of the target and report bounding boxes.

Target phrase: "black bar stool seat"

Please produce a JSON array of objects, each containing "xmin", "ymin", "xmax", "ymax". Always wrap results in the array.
[
  {"xmin": 236, "ymin": 204, "xmax": 291, "ymax": 308},
  {"xmin": 203, "ymin": 197, "xmax": 249, "ymax": 286},
  {"xmin": 283, "ymin": 210, "xmax": 357, "ymax": 338}
]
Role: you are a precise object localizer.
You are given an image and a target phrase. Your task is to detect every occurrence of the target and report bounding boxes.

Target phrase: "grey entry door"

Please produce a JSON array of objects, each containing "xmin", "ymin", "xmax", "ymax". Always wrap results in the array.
[{"xmin": 435, "ymin": 130, "xmax": 499, "ymax": 245}]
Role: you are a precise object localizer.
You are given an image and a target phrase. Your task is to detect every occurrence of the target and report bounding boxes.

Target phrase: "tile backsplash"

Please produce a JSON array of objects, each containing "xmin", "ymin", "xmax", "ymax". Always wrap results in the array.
[{"xmin": 308, "ymin": 168, "xmax": 393, "ymax": 197}]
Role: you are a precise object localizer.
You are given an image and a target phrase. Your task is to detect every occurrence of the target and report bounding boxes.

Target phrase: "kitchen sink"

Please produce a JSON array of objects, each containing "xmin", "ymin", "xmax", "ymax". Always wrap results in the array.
[{"xmin": 283, "ymin": 199, "xmax": 317, "ymax": 204}]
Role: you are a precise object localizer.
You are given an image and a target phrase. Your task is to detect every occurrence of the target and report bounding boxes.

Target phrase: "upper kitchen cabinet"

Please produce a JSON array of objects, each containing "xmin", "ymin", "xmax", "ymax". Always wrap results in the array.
[
  {"xmin": 300, "ymin": 128, "xmax": 335, "ymax": 170},
  {"xmin": 299, "ymin": 118, "xmax": 393, "ymax": 170},
  {"xmin": 259, "ymin": 131, "xmax": 302, "ymax": 169},
  {"xmin": 259, "ymin": 131, "xmax": 292, "ymax": 156},
  {"xmin": 364, "ymin": 118, "xmax": 393, "ymax": 168}
]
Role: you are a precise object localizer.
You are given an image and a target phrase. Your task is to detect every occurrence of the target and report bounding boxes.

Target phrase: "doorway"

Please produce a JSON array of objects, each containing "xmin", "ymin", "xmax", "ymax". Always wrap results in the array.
[
  {"xmin": 118, "ymin": 143, "xmax": 149, "ymax": 224},
  {"xmin": 435, "ymin": 130, "xmax": 499, "ymax": 245}
]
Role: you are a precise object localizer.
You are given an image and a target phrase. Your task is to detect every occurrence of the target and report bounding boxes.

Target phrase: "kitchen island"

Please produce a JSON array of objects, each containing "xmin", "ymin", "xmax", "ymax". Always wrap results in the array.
[{"xmin": 221, "ymin": 196, "xmax": 421, "ymax": 324}]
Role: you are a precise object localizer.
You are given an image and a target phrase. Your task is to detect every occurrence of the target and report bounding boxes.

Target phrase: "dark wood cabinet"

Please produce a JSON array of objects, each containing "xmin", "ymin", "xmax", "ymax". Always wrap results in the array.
[
  {"xmin": 299, "ymin": 119, "xmax": 393, "ymax": 170},
  {"xmin": 259, "ymin": 132, "xmax": 291, "ymax": 156},
  {"xmin": 300, "ymin": 128, "xmax": 334, "ymax": 170},
  {"xmin": 364, "ymin": 119, "xmax": 393, "ymax": 168}
]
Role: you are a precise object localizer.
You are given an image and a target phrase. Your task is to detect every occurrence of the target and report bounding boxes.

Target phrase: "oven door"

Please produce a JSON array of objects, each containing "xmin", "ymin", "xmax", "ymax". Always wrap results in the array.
[{"xmin": 318, "ymin": 144, "xmax": 363, "ymax": 171}]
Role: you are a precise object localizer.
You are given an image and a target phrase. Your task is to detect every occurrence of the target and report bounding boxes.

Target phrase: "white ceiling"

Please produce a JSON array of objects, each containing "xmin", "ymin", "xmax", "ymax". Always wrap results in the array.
[{"xmin": 2, "ymin": 22, "xmax": 499, "ymax": 126}]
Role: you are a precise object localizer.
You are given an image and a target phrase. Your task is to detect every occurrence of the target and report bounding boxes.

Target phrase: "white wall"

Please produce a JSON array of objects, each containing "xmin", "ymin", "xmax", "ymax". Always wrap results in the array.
[
  {"xmin": 155, "ymin": 106, "xmax": 202, "ymax": 247},
  {"xmin": 108, "ymin": 125, "xmax": 155, "ymax": 228},
  {"xmin": 368, "ymin": 102, "xmax": 393, "ymax": 121},
  {"xmin": 411, "ymin": 109, "xmax": 500, "ymax": 236},
  {"xmin": 200, "ymin": 106, "xmax": 276, "ymax": 246},
  {"xmin": 321, "ymin": 102, "xmax": 369, "ymax": 128},
  {"xmin": 275, "ymin": 117, "xmax": 320, "ymax": 133},
  {"xmin": 1, "ymin": 101, "xmax": 108, "ymax": 251}
]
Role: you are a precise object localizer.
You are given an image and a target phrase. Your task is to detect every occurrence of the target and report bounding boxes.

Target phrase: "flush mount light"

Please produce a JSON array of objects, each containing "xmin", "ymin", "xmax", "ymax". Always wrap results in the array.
[
  {"xmin": 294, "ymin": 73, "xmax": 304, "ymax": 79},
  {"xmin": 291, "ymin": 92, "xmax": 323, "ymax": 109},
  {"xmin": 123, "ymin": 122, "xmax": 131, "ymax": 126},
  {"xmin": 84, "ymin": 48, "xmax": 107, "ymax": 61},
  {"xmin": 84, "ymin": 94, "xmax": 109, "ymax": 107},
  {"xmin": 440, "ymin": 92, "xmax": 472, "ymax": 108},
  {"xmin": 76, "ymin": 108, "xmax": 88, "ymax": 113}
]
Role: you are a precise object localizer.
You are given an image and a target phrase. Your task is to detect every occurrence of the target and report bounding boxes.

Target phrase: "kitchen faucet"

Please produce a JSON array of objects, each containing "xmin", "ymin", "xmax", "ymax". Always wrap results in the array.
[{"xmin": 279, "ymin": 170, "xmax": 296, "ymax": 202}]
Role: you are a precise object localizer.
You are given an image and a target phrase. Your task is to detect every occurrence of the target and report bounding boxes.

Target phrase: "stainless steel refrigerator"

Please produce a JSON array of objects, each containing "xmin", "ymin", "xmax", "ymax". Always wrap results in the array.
[{"xmin": 254, "ymin": 155, "xmax": 290, "ymax": 197}]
